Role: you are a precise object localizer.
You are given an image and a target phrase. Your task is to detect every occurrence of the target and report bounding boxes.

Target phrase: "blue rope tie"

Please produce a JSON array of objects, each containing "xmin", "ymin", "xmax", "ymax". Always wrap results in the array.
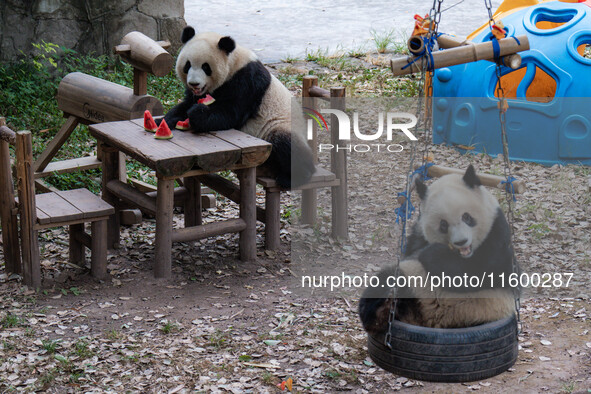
[
  {"xmin": 402, "ymin": 34, "xmax": 440, "ymax": 72},
  {"xmin": 501, "ymin": 176, "xmax": 518, "ymax": 201},
  {"xmin": 395, "ymin": 192, "xmax": 415, "ymax": 224},
  {"xmin": 411, "ymin": 162, "xmax": 435, "ymax": 182},
  {"xmin": 492, "ymin": 38, "xmax": 501, "ymax": 63}
]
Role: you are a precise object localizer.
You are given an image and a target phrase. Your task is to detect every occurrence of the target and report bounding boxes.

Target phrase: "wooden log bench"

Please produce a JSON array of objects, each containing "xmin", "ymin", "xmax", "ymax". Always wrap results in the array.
[{"xmin": 1, "ymin": 120, "xmax": 114, "ymax": 288}]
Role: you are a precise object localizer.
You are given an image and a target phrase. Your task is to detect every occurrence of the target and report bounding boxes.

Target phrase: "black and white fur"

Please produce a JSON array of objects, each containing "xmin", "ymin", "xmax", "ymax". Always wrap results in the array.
[
  {"xmin": 161, "ymin": 26, "xmax": 314, "ymax": 188},
  {"xmin": 359, "ymin": 165, "xmax": 518, "ymax": 333}
]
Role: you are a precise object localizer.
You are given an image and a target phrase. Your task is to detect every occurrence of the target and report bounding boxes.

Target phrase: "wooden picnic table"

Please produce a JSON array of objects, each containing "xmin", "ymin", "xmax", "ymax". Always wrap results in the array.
[{"xmin": 89, "ymin": 119, "xmax": 271, "ymax": 278}]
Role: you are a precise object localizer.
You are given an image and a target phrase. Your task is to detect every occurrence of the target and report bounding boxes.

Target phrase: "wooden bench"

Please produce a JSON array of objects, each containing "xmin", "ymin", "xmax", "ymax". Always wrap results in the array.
[
  {"xmin": 0, "ymin": 119, "xmax": 114, "ymax": 288},
  {"xmin": 256, "ymin": 76, "xmax": 349, "ymax": 249}
]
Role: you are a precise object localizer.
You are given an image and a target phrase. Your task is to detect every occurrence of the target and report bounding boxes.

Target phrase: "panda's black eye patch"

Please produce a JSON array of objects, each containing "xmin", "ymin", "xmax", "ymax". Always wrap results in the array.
[
  {"xmin": 202, "ymin": 63, "xmax": 212, "ymax": 76},
  {"xmin": 183, "ymin": 61, "xmax": 191, "ymax": 74},
  {"xmin": 439, "ymin": 219, "xmax": 448, "ymax": 233},
  {"xmin": 462, "ymin": 212, "xmax": 476, "ymax": 227}
]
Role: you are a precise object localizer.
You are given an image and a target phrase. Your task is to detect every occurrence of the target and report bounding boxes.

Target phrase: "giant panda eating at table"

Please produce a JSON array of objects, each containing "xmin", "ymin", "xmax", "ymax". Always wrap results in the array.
[
  {"xmin": 359, "ymin": 165, "xmax": 519, "ymax": 332},
  {"xmin": 159, "ymin": 26, "xmax": 315, "ymax": 189}
]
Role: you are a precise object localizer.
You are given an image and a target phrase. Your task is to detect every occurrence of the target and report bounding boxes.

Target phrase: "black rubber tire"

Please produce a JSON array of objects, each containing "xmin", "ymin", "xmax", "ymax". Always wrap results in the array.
[{"xmin": 367, "ymin": 315, "xmax": 518, "ymax": 383}]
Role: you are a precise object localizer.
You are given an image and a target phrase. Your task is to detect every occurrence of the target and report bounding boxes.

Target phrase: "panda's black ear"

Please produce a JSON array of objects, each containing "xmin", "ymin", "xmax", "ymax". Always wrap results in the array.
[
  {"xmin": 218, "ymin": 36, "xmax": 236, "ymax": 54},
  {"xmin": 415, "ymin": 178, "xmax": 428, "ymax": 200},
  {"xmin": 181, "ymin": 26, "xmax": 196, "ymax": 44},
  {"xmin": 462, "ymin": 164, "xmax": 481, "ymax": 189}
]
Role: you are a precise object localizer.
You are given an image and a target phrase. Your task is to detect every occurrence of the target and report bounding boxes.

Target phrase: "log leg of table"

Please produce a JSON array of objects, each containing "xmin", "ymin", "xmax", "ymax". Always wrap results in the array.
[
  {"xmin": 69, "ymin": 223, "xmax": 85, "ymax": 264},
  {"xmin": 101, "ymin": 147, "xmax": 120, "ymax": 249},
  {"xmin": 91, "ymin": 219, "xmax": 108, "ymax": 280},
  {"xmin": 238, "ymin": 167, "xmax": 257, "ymax": 261},
  {"xmin": 154, "ymin": 177, "xmax": 174, "ymax": 278},
  {"xmin": 265, "ymin": 190, "xmax": 281, "ymax": 251},
  {"xmin": 184, "ymin": 176, "xmax": 202, "ymax": 227}
]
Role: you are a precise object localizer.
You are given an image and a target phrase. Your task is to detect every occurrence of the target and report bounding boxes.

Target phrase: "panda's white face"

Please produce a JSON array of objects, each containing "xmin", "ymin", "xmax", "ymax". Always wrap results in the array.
[
  {"xmin": 175, "ymin": 30, "xmax": 255, "ymax": 97},
  {"xmin": 418, "ymin": 171, "xmax": 499, "ymax": 258}
]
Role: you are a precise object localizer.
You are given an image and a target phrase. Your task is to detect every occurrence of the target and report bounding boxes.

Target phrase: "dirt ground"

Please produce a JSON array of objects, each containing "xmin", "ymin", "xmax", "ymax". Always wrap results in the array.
[{"xmin": 2, "ymin": 59, "xmax": 591, "ymax": 392}]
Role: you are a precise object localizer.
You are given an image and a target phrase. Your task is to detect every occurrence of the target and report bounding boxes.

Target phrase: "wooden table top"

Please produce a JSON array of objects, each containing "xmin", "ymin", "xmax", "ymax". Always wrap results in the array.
[{"xmin": 89, "ymin": 119, "xmax": 271, "ymax": 178}]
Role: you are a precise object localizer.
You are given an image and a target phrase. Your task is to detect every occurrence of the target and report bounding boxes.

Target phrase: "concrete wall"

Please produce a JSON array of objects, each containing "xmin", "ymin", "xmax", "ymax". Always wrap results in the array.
[{"xmin": 0, "ymin": 0, "xmax": 186, "ymax": 62}]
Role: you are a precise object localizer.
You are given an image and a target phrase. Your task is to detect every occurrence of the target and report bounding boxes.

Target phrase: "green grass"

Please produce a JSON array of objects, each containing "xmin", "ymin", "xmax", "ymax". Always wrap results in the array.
[
  {"xmin": 41, "ymin": 339, "xmax": 60, "ymax": 354},
  {"xmin": 1, "ymin": 313, "xmax": 22, "ymax": 328},
  {"xmin": 370, "ymin": 28, "xmax": 397, "ymax": 54}
]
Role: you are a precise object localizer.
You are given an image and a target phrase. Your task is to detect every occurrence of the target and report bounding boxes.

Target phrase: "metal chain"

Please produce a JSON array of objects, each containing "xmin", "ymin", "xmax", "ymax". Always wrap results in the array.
[
  {"xmin": 386, "ymin": 0, "xmax": 443, "ymax": 349},
  {"xmin": 484, "ymin": 0, "xmax": 522, "ymax": 331}
]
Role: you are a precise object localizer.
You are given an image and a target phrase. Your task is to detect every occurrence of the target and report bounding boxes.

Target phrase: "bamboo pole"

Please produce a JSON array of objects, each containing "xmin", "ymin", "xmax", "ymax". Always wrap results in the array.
[
  {"xmin": 392, "ymin": 34, "xmax": 529, "ymax": 76},
  {"xmin": 396, "ymin": 164, "xmax": 526, "ymax": 204}
]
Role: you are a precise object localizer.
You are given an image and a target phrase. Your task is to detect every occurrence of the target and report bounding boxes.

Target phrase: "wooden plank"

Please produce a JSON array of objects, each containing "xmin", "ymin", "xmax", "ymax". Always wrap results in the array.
[
  {"xmin": 172, "ymin": 218, "xmax": 246, "ymax": 243},
  {"xmin": 106, "ymin": 180, "xmax": 157, "ymax": 215},
  {"xmin": 34, "ymin": 115, "xmax": 79, "ymax": 172},
  {"xmin": 0, "ymin": 137, "xmax": 21, "ymax": 274},
  {"xmin": 257, "ymin": 165, "xmax": 336, "ymax": 188},
  {"xmin": 15, "ymin": 131, "xmax": 41, "ymax": 288},
  {"xmin": 56, "ymin": 189, "xmax": 115, "ymax": 219},
  {"xmin": 35, "ymin": 192, "xmax": 85, "ymax": 224},
  {"xmin": 154, "ymin": 177, "xmax": 174, "ymax": 278},
  {"xmin": 90, "ymin": 120, "xmax": 200, "ymax": 177},
  {"xmin": 35, "ymin": 156, "xmax": 102, "ymax": 179},
  {"xmin": 422, "ymin": 165, "xmax": 527, "ymax": 194},
  {"xmin": 130, "ymin": 119, "xmax": 265, "ymax": 170},
  {"xmin": 211, "ymin": 129, "xmax": 271, "ymax": 166},
  {"xmin": 238, "ymin": 167, "xmax": 257, "ymax": 261},
  {"xmin": 162, "ymin": 128, "xmax": 243, "ymax": 172}
]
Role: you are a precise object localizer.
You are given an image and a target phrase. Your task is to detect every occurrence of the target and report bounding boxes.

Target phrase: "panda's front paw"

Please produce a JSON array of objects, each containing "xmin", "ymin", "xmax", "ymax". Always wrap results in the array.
[
  {"xmin": 359, "ymin": 297, "xmax": 391, "ymax": 335},
  {"xmin": 187, "ymin": 103, "xmax": 209, "ymax": 118}
]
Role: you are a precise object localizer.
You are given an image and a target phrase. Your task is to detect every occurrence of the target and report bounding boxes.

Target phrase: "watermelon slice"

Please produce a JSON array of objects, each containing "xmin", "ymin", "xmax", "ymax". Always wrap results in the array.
[
  {"xmin": 154, "ymin": 120, "xmax": 173, "ymax": 140},
  {"xmin": 197, "ymin": 94, "xmax": 215, "ymax": 105},
  {"xmin": 176, "ymin": 118, "xmax": 190, "ymax": 131},
  {"xmin": 144, "ymin": 110, "xmax": 158, "ymax": 132}
]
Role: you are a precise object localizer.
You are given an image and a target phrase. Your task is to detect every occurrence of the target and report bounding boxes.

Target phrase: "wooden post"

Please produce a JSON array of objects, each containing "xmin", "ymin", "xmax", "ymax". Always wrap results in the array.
[
  {"xmin": 154, "ymin": 177, "xmax": 174, "ymax": 278},
  {"xmin": 391, "ymin": 35, "xmax": 530, "ymax": 76},
  {"xmin": 265, "ymin": 190, "xmax": 281, "ymax": 250},
  {"xmin": 301, "ymin": 75, "xmax": 318, "ymax": 225},
  {"xmin": 184, "ymin": 176, "xmax": 202, "ymax": 227},
  {"xmin": 101, "ymin": 146, "xmax": 121, "ymax": 248},
  {"xmin": 133, "ymin": 69, "xmax": 148, "ymax": 96},
  {"xmin": 0, "ymin": 120, "xmax": 21, "ymax": 274},
  {"xmin": 114, "ymin": 31, "xmax": 174, "ymax": 77},
  {"xmin": 330, "ymin": 87, "xmax": 348, "ymax": 240},
  {"xmin": 15, "ymin": 131, "xmax": 41, "ymax": 289},
  {"xmin": 238, "ymin": 167, "xmax": 257, "ymax": 261},
  {"xmin": 91, "ymin": 219, "xmax": 108, "ymax": 280},
  {"xmin": 69, "ymin": 223, "xmax": 85, "ymax": 264}
]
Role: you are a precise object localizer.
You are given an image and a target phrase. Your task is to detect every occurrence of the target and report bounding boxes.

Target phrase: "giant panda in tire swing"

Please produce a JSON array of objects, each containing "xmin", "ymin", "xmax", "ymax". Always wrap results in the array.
[
  {"xmin": 160, "ymin": 26, "xmax": 315, "ymax": 189},
  {"xmin": 359, "ymin": 165, "xmax": 519, "ymax": 332}
]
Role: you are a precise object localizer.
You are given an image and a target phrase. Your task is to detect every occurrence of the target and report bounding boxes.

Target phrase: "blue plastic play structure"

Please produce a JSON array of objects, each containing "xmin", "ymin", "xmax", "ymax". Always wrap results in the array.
[{"xmin": 432, "ymin": 0, "xmax": 591, "ymax": 165}]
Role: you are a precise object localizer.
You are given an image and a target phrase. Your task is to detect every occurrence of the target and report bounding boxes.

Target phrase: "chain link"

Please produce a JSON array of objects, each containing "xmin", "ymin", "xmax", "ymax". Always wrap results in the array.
[
  {"xmin": 386, "ymin": 0, "xmax": 443, "ymax": 349},
  {"xmin": 485, "ymin": 0, "xmax": 522, "ymax": 332}
]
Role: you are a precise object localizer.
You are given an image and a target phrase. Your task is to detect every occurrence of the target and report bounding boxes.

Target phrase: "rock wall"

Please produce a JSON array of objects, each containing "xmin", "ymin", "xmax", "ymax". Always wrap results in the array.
[{"xmin": 0, "ymin": 0, "xmax": 186, "ymax": 62}]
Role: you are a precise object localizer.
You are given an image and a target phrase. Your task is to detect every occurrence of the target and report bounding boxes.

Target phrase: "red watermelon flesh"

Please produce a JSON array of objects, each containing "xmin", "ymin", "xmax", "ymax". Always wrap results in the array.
[
  {"xmin": 154, "ymin": 120, "xmax": 173, "ymax": 140},
  {"xmin": 198, "ymin": 94, "xmax": 215, "ymax": 105},
  {"xmin": 144, "ymin": 110, "xmax": 158, "ymax": 132},
  {"xmin": 176, "ymin": 118, "xmax": 190, "ymax": 130}
]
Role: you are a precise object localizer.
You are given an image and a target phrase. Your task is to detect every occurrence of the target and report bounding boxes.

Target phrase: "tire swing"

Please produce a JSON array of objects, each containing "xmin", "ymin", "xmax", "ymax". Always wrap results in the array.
[{"xmin": 367, "ymin": 0, "xmax": 526, "ymax": 382}]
